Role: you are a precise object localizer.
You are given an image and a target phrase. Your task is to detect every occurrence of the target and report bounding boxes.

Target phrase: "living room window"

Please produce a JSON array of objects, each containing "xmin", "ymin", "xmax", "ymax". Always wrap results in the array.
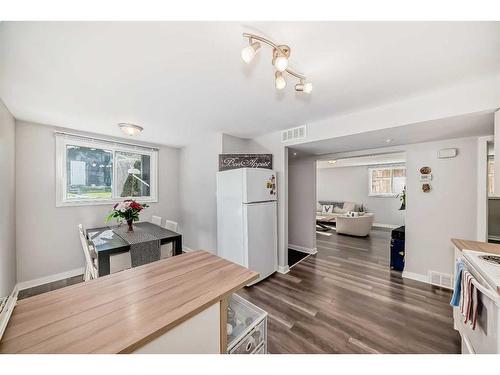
[
  {"xmin": 55, "ymin": 133, "xmax": 158, "ymax": 206},
  {"xmin": 369, "ymin": 166, "xmax": 406, "ymax": 197}
]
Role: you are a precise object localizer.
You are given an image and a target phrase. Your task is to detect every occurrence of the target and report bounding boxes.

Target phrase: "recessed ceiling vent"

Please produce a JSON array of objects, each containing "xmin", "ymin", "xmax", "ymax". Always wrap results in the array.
[
  {"xmin": 281, "ymin": 125, "xmax": 307, "ymax": 143},
  {"xmin": 429, "ymin": 271, "xmax": 453, "ymax": 289}
]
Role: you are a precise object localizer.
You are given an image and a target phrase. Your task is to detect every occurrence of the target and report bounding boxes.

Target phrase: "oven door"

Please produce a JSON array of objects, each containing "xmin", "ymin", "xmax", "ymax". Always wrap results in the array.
[{"xmin": 453, "ymin": 256, "xmax": 500, "ymax": 354}]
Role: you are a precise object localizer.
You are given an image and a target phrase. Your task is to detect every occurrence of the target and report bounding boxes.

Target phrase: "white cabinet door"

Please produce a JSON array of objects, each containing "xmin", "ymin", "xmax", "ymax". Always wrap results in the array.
[
  {"xmin": 243, "ymin": 168, "xmax": 277, "ymax": 203},
  {"xmin": 243, "ymin": 202, "xmax": 277, "ymax": 284}
]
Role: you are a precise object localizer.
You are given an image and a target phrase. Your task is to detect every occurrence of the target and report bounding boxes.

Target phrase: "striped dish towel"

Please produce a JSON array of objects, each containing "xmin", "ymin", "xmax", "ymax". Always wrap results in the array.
[{"xmin": 460, "ymin": 270, "xmax": 479, "ymax": 330}]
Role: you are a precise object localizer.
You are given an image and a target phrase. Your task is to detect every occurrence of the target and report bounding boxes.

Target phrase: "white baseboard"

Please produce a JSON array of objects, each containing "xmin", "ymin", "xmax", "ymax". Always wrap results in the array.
[
  {"xmin": 182, "ymin": 245, "xmax": 194, "ymax": 253},
  {"xmin": 288, "ymin": 244, "xmax": 318, "ymax": 255},
  {"xmin": 277, "ymin": 265, "xmax": 290, "ymax": 274},
  {"xmin": 402, "ymin": 270, "xmax": 428, "ymax": 284},
  {"xmin": 16, "ymin": 267, "xmax": 85, "ymax": 292}
]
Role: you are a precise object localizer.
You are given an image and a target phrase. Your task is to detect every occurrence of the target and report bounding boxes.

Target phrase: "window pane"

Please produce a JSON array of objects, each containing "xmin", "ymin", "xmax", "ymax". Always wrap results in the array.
[
  {"xmin": 393, "ymin": 168, "xmax": 406, "ymax": 177},
  {"xmin": 393, "ymin": 176, "xmax": 406, "ymax": 194},
  {"xmin": 372, "ymin": 178, "xmax": 392, "ymax": 194},
  {"xmin": 66, "ymin": 145, "xmax": 113, "ymax": 200},
  {"xmin": 372, "ymin": 169, "xmax": 391, "ymax": 178},
  {"xmin": 115, "ymin": 151, "xmax": 151, "ymax": 197}
]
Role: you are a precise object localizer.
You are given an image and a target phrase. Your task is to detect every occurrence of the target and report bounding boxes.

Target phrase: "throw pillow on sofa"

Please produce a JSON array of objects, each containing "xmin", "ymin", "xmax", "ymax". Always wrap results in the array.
[
  {"xmin": 322, "ymin": 204, "xmax": 334, "ymax": 214},
  {"xmin": 334, "ymin": 206, "xmax": 347, "ymax": 214}
]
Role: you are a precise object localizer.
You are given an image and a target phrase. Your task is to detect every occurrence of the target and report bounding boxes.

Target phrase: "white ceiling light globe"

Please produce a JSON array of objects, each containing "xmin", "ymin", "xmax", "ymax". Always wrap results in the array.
[
  {"xmin": 241, "ymin": 42, "xmax": 260, "ymax": 64},
  {"xmin": 275, "ymin": 73, "xmax": 287, "ymax": 90},
  {"xmin": 274, "ymin": 55, "xmax": 288, "ymax": 72},
  {"xmin": 241, "ymin": 45, "xmax": 256, "ymax": 63}
]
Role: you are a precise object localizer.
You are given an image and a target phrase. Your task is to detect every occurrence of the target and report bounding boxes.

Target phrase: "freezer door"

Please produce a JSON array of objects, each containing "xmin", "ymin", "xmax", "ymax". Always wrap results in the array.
[
  {"xmin": 243, "ymin": 202, "xmax": 277, "ymax": 283},
  {"xmin": 242, "ymin": 168, "xmax": 277, "ymax": 203}
]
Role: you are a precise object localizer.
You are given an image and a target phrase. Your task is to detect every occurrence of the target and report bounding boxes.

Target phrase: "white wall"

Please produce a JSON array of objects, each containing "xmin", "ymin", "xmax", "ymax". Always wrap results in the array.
[
  {"xmin": 178, "ymin": 134, "xmax": 222, "ymax": 252},
  {"xmin": 15, "ymin": 121, "xmax": 180, "ymax": 283},
  {"xmin": 221, "ymin": 134, "xmax": 264, "ymax": 154},
  {"xmin": 0, "ymin": 99, "xmax": 16, "ymax": 296},
  {"xmin": 288, "ymin": 156, "xmax": 316, "ymax": 251},
  {"xmin": 317, "ymin": 165, "xmax": 405, "ymax": 226},
  {"xmin": 404, "ymin": 137, "xmax": 478, "ymax": 279}
]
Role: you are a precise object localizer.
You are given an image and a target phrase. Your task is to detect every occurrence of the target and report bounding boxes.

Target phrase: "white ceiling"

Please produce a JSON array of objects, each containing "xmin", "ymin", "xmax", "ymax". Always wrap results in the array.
[
  {"xmin": 1, "ymin": 22, "xmax": 499, "ymax": 147},
  {"xmin": 291, "ymin": 111, "xmax": 495, "ymax": 155},
  {"xmin": 317, "ymin": 152, "xmax": 406, "ymax": 169}
]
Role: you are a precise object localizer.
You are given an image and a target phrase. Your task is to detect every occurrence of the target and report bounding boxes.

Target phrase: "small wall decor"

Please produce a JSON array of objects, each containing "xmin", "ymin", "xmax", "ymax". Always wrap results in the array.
[
  {"xmin": 420, "ymin": 166, "xmax": 432, "ymax": 192},
  {"xmin": 219, "ymin": 154, "xmax": 272, "ymax": 171},
  {"xmin": 420, "ymin": 166, "xmax": 432, "ymax": 175}
]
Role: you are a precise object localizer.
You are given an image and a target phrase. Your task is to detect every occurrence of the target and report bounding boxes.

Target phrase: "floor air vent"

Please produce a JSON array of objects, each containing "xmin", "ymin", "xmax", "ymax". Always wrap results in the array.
[
  {"xmin": 281, "ymin": 125, "xmax": 307, "ymax": 143},
  {"xmin": 429, "ymin": 271, "xmax": 453, "ymax": 289}
]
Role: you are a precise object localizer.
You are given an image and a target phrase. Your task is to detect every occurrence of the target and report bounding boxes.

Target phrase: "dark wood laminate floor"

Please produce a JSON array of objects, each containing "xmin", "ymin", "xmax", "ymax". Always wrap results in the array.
[{"xmin": 237, "ymin": 229, "xmax": 460, "ymax": 354}]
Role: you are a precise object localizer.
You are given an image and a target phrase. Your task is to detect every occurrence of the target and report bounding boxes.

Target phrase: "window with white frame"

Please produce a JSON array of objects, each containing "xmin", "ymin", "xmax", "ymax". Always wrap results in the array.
[
  {"xmin": 369, "ymin": 165, "xmax": 406, "ymax": 196},
  {"xmin": 56, "ymin": 133, "xmax": 158, "ymax": 206}
]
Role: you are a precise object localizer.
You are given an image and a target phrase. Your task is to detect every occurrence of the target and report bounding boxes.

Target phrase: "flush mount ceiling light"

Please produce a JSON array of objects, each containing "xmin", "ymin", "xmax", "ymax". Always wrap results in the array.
[
  {"xmin": 118, "ymin": 123, "xmax": 143, "ymax": 136},
  {"xmin": 328, "ymin": 160, "xmax": 337, "ymax": 164},
  {"xmin": 241, "ymin": 33, "xmax": 312, "ymax": 94}
]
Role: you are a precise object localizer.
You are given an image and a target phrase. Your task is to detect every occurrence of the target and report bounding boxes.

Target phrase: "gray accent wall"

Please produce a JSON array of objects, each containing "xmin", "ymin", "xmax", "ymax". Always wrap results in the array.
[
  {"xmin": 288, "ymin": 156, "xmax": 317, "ymax": 250},
  {"xmin": 15, "ymin": 121, "xmax": 180, "ymax": 283},
  {"xmin": 0, "ymin": 99, "xmax": 16, "ymax": 296},
  {"xmin": 317, "ymin": 165, "xmax": 405, "ymax": 226}
]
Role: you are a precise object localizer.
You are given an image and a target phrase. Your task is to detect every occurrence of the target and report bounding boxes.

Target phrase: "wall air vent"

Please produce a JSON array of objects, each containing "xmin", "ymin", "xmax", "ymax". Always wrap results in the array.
[
  {"xmin": 429, "ymin": 271, "xmax": 453, "ymax": 289},
  {"xmin": 281, "ymin": 125, "xmax": 307, "ymax": 143}
]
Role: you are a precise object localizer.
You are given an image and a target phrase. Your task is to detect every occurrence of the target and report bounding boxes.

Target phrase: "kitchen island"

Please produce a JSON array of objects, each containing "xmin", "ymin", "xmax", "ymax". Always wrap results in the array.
[{"xmin": 0, "ymin": 250, "xmax": 258, "ymax": 354}]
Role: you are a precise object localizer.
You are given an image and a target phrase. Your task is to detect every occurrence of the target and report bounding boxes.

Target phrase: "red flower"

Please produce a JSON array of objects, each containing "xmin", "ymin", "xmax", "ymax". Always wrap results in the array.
[{"xmin": 130, "ymin": 201, "xmax": 143, "ymax": 210}]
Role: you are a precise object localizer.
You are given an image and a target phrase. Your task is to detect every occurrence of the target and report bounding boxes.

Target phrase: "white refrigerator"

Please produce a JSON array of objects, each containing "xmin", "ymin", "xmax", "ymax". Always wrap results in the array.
[{"xmin": 217, "ymin": 168, "xmax": 277, "ymax": 285}]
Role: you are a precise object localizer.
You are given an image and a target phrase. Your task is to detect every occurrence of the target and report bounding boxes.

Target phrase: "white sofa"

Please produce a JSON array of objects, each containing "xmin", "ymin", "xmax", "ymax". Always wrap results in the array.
[
  {"xmin": 316, "ymin": 201, "xmax": 360, "ymax": 221},
  {"xmin": 336, "ymin": 213, "xmax": 375, "ymax": 237}
]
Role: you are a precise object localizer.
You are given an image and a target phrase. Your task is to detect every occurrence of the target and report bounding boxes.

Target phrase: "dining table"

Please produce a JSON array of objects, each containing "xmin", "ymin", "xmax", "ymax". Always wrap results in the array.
[{"xmin": 87, "ymin": 221, "xmax": 182, "ymax": 276}]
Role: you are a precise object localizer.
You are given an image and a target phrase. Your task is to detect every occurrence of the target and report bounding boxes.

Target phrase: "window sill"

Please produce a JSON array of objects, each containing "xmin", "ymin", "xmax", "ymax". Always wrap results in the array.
[
  {"xmin": 368, "ymin": 194, "xmax": 399, "ymax": 198},
  {"xmin": 56, "ymin": 198, "xmax": 158, "ymax": 208}
]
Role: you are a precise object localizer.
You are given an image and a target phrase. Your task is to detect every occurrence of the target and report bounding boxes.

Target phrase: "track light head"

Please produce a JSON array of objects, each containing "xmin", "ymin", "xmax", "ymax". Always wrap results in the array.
[
  {"xmin": 273, "ymin": 45, "xmax": 290, "ymax": 72},
  {"xmin": 295, "ymin": 81, "xmax": 313, "ymax": 94},
  {"xmin": 275, "ymin": 71, "xmax": 287, "ymax": 90},
  {"xmin": 241, "ymin": 41, "xmax": 261, "ymax": 63}
]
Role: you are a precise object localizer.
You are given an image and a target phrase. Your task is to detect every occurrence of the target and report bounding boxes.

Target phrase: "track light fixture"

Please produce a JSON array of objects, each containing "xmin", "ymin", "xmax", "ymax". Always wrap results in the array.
[{"xmin": 241, "ymin": 33, "xmax": 312, "ymax": 94}]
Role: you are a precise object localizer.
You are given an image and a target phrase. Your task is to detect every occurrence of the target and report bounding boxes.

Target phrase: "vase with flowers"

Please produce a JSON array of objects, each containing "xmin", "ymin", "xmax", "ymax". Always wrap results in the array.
[{"xmin": 106, "ymin": 199, "xmax": 149, "ymax": 232}]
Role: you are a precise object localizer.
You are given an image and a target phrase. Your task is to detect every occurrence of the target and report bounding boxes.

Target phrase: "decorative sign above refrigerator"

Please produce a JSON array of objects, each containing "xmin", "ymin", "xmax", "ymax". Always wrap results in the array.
[{"xmin": 219, "ymin": 154, "xmax": 272, "ymax": 171}]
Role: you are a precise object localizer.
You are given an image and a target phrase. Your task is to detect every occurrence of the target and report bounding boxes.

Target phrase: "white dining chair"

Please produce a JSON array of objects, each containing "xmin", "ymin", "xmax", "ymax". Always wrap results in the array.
[
  {"xmin": 151, "ymin": 215, "xmax": 162, "ymax": 226},
  {"xmin": 161, "ymin": 220, "xmax": 179, "ymax": 259},
  {"xmin": 164, "ymin": 220, "xmax": 178, "ymax": 232},
  {"xmin": 78, "ymin": 224, "xmax": 98, "ymax": 281}
]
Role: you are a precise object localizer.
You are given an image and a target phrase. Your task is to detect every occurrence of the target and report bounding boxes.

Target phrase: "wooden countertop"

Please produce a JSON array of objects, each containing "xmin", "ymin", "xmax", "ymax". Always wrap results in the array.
[
  {"xmin": 451, "ymin": 238, "xmax": 500, "ymax": 255},
  {"xmin": 0, "ymin": 251, "xmax": 258, "ymax": 354}
]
